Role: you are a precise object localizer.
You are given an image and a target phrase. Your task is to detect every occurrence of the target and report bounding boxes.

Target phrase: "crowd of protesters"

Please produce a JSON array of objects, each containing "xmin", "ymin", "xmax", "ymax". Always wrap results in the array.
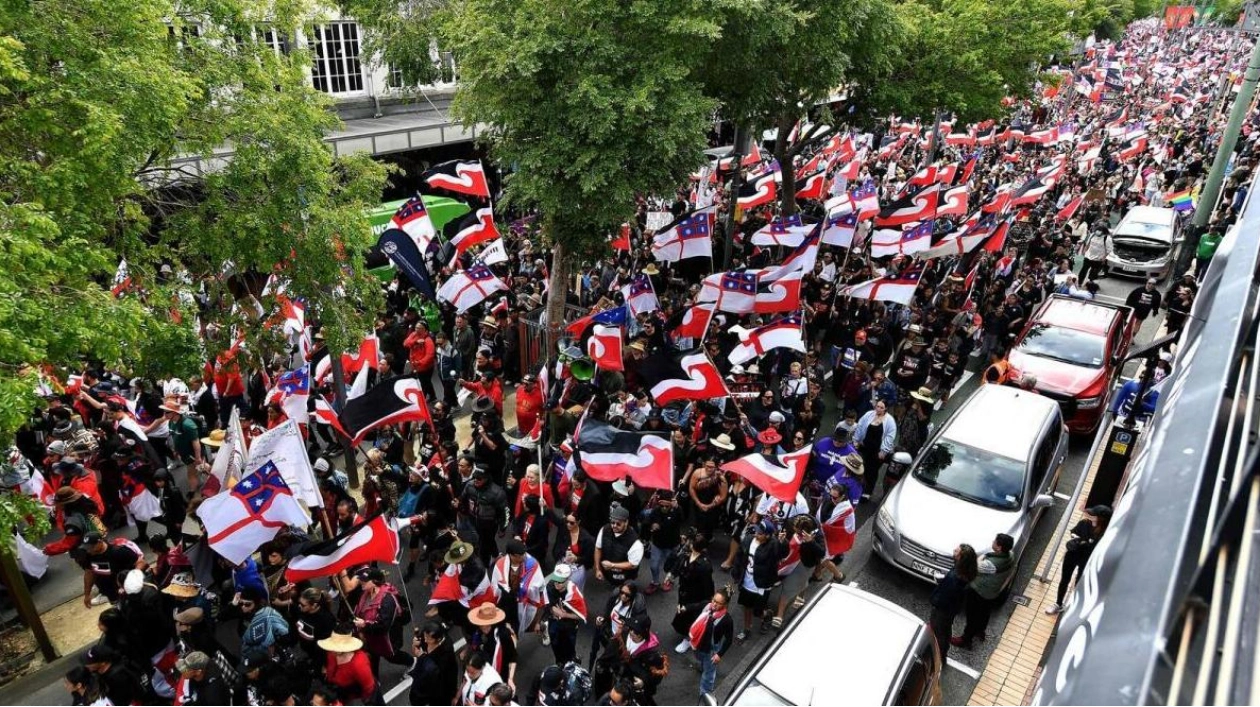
[{"xmin": 2, "ymin": 18, "xmax": 1256, "ymax": 707}]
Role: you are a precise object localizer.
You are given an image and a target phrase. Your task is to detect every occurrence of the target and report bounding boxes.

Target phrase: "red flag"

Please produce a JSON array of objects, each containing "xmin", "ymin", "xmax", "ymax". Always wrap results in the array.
[
  {"xmin": 587, "ymin": 324, "xmax": 624, "ymax": 371},
  {"xmin": 1055, "ymin": 194, "xmax": 1084, "ymax": 222},
  {"xmin": 668, "ymin": 303, "xmax": 714, "ymax": 339},
  {"xmin": 983, "ymin": 220, "xmax": 1011, "ymax": 254},
  {"xmin": 721, "ymin": 446, "xmax": 811, "ymax": 502},
  {"xmin": 285, "ymin": 514, "xmax": 401, "ymax": 582},
  {"xmin": 818, "ymin": 498, "xmax": 856, "ymax": 557},
  {"xmin": 611, "ymin": 223, "xmax": 632, "ymax": 251}
]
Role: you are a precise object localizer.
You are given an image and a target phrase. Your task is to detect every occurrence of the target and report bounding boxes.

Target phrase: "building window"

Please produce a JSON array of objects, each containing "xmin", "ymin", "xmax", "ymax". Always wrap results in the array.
[
  {"xmin": 261, "ymin": 27, "xmax": 289, "ymax": 56},
  {"xmin": 310, "ymin": 22, "xmax": 363, "ymax": 95},
  {"xmin": 387, "ymin": 65, "xmax": 406, "ymax": 90}
]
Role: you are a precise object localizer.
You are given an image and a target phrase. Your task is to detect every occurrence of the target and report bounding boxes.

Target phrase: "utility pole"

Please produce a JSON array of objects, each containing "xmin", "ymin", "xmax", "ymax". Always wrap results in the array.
[
  {"xmin": 723, "ymin": 124, "xmax": 749, "ymax": 270},
  {"xmin": 1185, "ymin": 34, "xmax": 1260, "ymax": 276},
  {"xmin": 0, "ymin": 549, "xmax": 56, "ymax": 662}
]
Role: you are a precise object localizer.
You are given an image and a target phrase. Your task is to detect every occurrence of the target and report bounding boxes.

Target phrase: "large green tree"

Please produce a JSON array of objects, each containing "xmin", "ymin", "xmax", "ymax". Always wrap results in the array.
[
  {"xmin": 853, "ymin": 0, "xmax": 1078, "ymax": 125},
  {"xmin": 439, "ymin": 0, "xmax": 720, "ymax": 335},
  {"xmin": 700, "ymin": 0, "xmax": 901, "ymax": 216},
  {"xmin": 0, "ymin": 0, "xmax": 387, "ymax": 540}
]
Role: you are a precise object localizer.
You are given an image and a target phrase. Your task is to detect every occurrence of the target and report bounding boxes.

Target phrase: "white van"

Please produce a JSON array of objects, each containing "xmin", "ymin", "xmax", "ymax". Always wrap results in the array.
[
  {"xmin": 1105, "ymin": 205, "xmax": 1181, "ymax": 280},
  {"xmin": 725, "ymin": 584, "xmax": 942, "ymax": 705}
]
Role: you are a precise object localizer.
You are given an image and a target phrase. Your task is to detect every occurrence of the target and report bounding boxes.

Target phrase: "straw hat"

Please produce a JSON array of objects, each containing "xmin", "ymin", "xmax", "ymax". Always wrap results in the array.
[
  {"xmin": 162, "ymin": 572, "xmax": 202, "ymax": 599},
  {"xmin": 842, "ymin": 454, "xmax": 865, "ymax": 476},
  {"xmin": 468, "ymin": 603, "xmax": 507, "ymax": 627},
  {"xmin": 317, "ymin": 630, "xmax": 363, "ymax": 654},
  {"xmin": 201, "ymin": 429, "xmax": 226, "ymax": 448},
  {"xmin": 641, "ymin": 263, "xmax": 661, "ymax": 276},
  {"xmin": 709, "ymin": 434, "xmax": 736, "ymax": 451},
  {"xmin": 158, "ymin": 397, "xmax": 185, "ymax": 415},
  {"xmin": 910, "ymin": 386, "xmax": 937, "ymax": 404},
  {"xmin": 54, "ymin": 486, "xmax": 83, "ymax": 505},
  {"xmin": 444, "ymin": 540, "xmax": 476, "ymax": 565}
]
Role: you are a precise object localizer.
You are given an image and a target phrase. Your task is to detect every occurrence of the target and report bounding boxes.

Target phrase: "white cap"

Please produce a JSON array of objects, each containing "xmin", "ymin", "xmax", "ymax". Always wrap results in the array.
[
  {"xmin": 730, "ymin": 364, "xmax": 746, "ymax": 375},
  {"xmin": 123, "ymin": 570, "xmax": 145, "ymax": 595},
  {"xmin": 313, "ymin": 458, "xmax": 330, "ymax": 473},
  {"xmin": 768, "ymin": 411, "xmax": 786, "ymax": 423}
]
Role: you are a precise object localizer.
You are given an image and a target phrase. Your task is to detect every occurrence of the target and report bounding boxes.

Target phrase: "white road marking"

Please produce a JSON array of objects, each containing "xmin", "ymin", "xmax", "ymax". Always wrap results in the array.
[
  {"xmin": 383, "ymin": 637, "xmax": 467, "ymax": 702},
  {"xmin": 946, "ymin": 657, "xmax": 982, "ymax": 679}
]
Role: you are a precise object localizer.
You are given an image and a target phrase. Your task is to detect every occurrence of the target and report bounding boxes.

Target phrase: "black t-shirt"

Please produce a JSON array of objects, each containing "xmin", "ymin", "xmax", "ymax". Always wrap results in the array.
[{"xmin": 75, "ymin": 544, "xmax": 140, "ymax": 578}]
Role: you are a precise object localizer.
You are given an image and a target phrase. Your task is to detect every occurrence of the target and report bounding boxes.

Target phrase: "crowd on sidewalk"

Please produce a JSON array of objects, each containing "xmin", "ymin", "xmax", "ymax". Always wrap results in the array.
[{"xmin": 2, "ymin": 17, "xmax": 1255, "ymax": 707}]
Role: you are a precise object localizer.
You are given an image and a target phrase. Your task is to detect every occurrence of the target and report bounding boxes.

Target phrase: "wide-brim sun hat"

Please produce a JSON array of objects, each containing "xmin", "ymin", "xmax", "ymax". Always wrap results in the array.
[{"xmin": 317, "ymin": 631, "xmax": 363, "ymax": 653}]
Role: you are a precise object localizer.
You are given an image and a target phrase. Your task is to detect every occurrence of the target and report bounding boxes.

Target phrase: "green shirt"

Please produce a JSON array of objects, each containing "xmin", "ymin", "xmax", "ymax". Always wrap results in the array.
[
  {"xmin": 168, "ymin": 416, "xmax": 200, "ymax": 460},
  {"xmin": 1197, "ymin": 231, "xmax": 1223, "ymax": 260}
]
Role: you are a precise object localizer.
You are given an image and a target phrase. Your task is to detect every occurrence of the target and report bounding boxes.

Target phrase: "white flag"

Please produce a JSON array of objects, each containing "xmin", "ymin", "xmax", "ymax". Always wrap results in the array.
[
  {"xmin": 209, "ymin": 406, "xmax": 248, "ymax": 491},
  {"xmin": 481, "ymin": 239, "xmax": 508, "ymax": 265},
  {"xmin": 246, "ymin": 420, "xmax": 322, "ymax": 508}
]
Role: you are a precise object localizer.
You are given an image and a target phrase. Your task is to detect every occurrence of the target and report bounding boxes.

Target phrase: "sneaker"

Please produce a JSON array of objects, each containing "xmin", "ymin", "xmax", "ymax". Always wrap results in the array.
[
  {"xmin": 736, "ymin": 630, "xmax": 749, "ymax": 642},
  {"xmin": 949, "ymin": 636, "xmax": 971, "ymax": 648},
  {"xmin": 1045, "ymin": 603, "xmax": 1062, "ymax": 615},
  {"xmin": 644, "ymin": 583, "xmax": 659, "ymax": 596},
  {"xmin": 90, "ymin": 594, "xmax": 110, "ymax": 606},
  {"xmin": 675, "ymin": 639, "xmax": 691, "ymax": 654},
  {"xmin": 541, "ymin": 632, "xmax": 551, "ymax": 646},
  {"xmin": 860, "ymin": 493, "xmax": 872, "ymax": 502}
]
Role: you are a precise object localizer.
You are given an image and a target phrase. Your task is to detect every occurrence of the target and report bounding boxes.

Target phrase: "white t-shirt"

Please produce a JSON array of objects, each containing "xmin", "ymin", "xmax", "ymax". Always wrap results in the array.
[
  {"xmin": 595, "ymin": 528, "xmax": 645, "ymax": 567},
  {"xmin": 756, "ymin": 493, "xmax": 809, "ymax": 523},
  {"xmin": 462, "ymin": 664, "xmax": 503, "ymax": 706},
  {"xmin": 742, "ymin": 538, "xmax": 764, "ymax": 593}
]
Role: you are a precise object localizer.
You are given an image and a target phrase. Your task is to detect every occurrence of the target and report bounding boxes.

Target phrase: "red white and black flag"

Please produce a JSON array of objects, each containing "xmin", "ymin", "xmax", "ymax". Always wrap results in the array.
[
  {"xmin": 638, "ymin": 349, "xmax": 727, "ymax": 405},
  {"xmin": 722, "ymin": 446, "xmax": 812, "ymax": 502},
  {"xmin": 338, "ymin": 378, "xmax": 432, "ymax": 445},
  {"xmin": 737, "ymin": 171, "xmax": 778, "ymax": 210},
  {"xmin": 285, "ymin": 513, "xmax": 401, "ymax": 582},
  {"xmin": 574, "ymin": 420, "xmax": 673, "ymax": 490},
  {"xmin": 666, "ymin": 303, "xmax": 715, "ymax": 340},
  {"xmin": 422, "ymin": 160, "xmax": 491, "ymax": 199},
  {"xmin": 446, "ymin": 207, "xmax": 502, "ymax": 255},
  {"xmin": 875, "ymin": 184, "xmax": 940, "ymax": 227}
]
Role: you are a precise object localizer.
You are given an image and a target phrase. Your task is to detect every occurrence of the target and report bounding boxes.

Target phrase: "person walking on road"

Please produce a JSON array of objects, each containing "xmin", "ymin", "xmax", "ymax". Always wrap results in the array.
[
  {"xmin": 1125, "ymin": 278, "xmax": 1164, "ymax": 325},
  {"xmin": 688, "ymin": 588, "xmax": 734, "ymax": 703}
]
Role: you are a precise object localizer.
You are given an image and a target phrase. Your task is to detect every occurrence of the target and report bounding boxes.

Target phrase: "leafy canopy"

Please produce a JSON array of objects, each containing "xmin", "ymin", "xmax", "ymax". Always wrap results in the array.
[{"xmin": 439, "ymin": 0, "xmax": 720, "ymax": 254}]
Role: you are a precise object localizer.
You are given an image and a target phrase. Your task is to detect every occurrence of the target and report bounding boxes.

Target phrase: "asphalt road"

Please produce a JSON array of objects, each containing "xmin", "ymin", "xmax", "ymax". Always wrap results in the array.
[{"xmin": 15, "ymin": 265, "xmax": 1169, "ymax": 706}]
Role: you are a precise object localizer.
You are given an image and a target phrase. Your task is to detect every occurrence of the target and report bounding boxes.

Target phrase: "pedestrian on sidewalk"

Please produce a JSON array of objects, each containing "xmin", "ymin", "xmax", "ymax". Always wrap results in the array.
[
  {"xmin": 929, "ymin": 544, "xmax": 978, "ymax": 662},
  {"xmin": 953, "ymin": 533, "xmax": 1016, "ymax": 650},
  {"xmin": 1046, "ymin": 506, "xmax": 1112, "ymax": 615}
]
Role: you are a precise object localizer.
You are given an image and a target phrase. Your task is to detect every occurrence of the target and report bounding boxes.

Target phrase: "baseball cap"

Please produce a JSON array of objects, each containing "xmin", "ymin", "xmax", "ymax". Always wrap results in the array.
[
  {"xmin": 756, "ymin": 519, "xmax": 776, "ymax": 536},
  {"xmin": 84, "ymin": 645, "xmax": 120, "ymax": 665},
  {"xmin": 175, "ymin": 651, "xmax": 211, "ymax": 673}
]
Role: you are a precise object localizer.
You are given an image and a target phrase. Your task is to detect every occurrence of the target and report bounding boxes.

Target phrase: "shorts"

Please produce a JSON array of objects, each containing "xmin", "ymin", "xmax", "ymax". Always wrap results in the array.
[{"xmin": 738, "ymin": 586, "xmax": 770, "ymax": 614}]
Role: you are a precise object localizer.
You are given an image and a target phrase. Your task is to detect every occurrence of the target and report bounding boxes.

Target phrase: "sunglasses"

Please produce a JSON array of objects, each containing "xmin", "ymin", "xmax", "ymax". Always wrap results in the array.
[{"xmin": 565, "ymin": 520, "xmax": 577, "ymax": 526}]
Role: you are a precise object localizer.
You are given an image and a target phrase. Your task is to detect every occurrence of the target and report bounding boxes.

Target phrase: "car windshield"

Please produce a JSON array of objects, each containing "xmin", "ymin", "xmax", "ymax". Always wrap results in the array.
[
  {"xmin": 913, "ymin": 440, "xmax": 1027, "ymax": 510},
  {"xmin": 1017, "ymin": 324, "xmax": 1106, "ymax": 368}
]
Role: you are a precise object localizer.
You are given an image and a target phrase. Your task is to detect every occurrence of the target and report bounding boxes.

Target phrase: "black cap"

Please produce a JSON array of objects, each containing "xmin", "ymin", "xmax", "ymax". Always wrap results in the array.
[
  {"xmin": 84, "ymin": 644, "xmax": 119, "ymax": 665},
  {"xmin": 82, "ymin": 532, "xmax": 105, "ymax": 546},
  {"xmin": 1086, "ymin": 505, "xmax": 1113, "ymax": 520},
  {"xmin": 356, "ymin": 567, "xmax": 386, "ymax": 584},
  {"xmin": 506, "ymin": 539, "xmax": 527, "ymax": 556}
]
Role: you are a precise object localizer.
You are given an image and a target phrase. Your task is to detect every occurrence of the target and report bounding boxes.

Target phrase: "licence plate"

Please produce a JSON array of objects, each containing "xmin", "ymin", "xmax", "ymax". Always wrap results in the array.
[{"xmin": 911, "ymin": 560, "xmax": 945, "ymax": 579}]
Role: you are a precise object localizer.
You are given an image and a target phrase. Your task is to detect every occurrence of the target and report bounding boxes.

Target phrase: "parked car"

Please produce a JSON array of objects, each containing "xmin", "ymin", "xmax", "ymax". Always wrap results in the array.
[
  {"xmin": 874, "ymin": 385, "xmax": 1066, "ymax": 583},
  {"xmin": 726, "ymin": 583, "xmax": 942, "ymax": 706},
  {"xmin": 1106, "ymin": 205, "xmax": 1181, "ymax": 280},
  {"xmin": 1006, "ymin": 295, "xmax": 1135, "ymax": 434}
]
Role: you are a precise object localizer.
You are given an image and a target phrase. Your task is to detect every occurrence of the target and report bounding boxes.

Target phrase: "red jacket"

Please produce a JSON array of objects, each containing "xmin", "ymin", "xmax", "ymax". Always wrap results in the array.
[
  {"xmin": 325, "ymin": 650, "xmax": 376, "ymax": 703},
  {"xmin": 460, "ymin": 379, "xmax": 504, "ymax": 414},
  {"xmin": 514, "ymin": 384, "xmax": 545, "ymax": 435},
  {"xmin": 404, "ymin": 331, "xmax": 436, "ymax": 373}
]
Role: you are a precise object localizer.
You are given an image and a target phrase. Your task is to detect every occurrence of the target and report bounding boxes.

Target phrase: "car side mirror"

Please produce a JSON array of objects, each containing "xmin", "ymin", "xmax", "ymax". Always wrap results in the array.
[{"xmin": 1031, "ymin": 494, "xmax": 1054, "ymax": 510}]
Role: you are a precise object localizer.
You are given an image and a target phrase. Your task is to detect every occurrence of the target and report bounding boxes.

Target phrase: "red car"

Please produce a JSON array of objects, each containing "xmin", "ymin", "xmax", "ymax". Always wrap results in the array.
[{"xmin": 1006, "ymin": 295, "xmax": 1136, "ymax": 434}]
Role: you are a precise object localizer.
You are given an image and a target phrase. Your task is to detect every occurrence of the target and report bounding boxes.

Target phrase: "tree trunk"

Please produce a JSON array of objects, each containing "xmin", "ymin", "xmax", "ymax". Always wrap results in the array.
[
  {"xmin": 776, "ymin": 112, "xmax": 799, "ymax": 217},
  {"xmin": 545, "ymin": 239, "xmax": 570, "ymax": 352}
]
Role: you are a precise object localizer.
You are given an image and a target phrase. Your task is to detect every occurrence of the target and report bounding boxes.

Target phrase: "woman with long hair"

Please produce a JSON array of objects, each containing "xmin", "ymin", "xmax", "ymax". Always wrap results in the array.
[{"xmin": 929, "ymin": 544, "xmax": 978, "ymax": 662}]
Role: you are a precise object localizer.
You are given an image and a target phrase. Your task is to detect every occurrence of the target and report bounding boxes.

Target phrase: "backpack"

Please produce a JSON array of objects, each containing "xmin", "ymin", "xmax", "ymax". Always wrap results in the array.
[
  {"xmin": 384, "ymin": 584, "xmax": 413, "ymax": 627},
  {"xmin": 187, "ymin": 413, "xmax": 209, "ymax": 438},
  {"xmin": 562, "ymin": 661, "xmax": 592, "ymax": 705}
]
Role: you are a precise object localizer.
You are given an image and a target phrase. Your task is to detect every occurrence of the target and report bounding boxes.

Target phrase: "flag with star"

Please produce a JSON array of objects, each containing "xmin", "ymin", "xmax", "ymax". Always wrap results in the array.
[{"xmin": 198, "ymin": 461, "xmax": 311, "ymax": 565}]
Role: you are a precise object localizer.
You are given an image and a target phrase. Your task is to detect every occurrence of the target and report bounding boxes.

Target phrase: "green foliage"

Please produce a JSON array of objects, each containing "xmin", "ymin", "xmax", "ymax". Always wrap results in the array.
[
  {"xmin": 339, "ymin": 0, "xmax": 449, "ymax": 88},
  {"xmin": 439, "ymin": 0, "xmax": 719, "ymax": 253},
  {"xmin": 860, "ymin": 0, "xmax": 1077, "ymax": 123},
  {"xmin": 0, "ymin": 492, "xmax": 50, "ymax": 553},
  {"xmin": 0, "ymin": 0, "xmax": 389, "ymax": 446}
]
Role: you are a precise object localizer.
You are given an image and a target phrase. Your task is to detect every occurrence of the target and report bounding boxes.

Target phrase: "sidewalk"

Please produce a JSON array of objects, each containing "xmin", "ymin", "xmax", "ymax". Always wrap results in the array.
[{"xmin": 967, "ymin": 434, "xmax": 1105, "ymax": 705}]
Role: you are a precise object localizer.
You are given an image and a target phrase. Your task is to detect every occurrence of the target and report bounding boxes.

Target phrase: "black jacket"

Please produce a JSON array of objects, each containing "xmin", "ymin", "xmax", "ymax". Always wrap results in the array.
[
  {"xmin": 735, "ymin": 535, "xmax": 787, "ymax": 590},
  {"xmin": 408, "ymin": 639, "xmax": 460, "ymax": 706}
]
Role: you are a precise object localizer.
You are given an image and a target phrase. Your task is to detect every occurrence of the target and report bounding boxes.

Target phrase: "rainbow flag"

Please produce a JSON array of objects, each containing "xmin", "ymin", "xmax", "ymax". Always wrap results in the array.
[{"xmin": 1167, "ymin": 189, "xmax": 1195, "ymax": 212}]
